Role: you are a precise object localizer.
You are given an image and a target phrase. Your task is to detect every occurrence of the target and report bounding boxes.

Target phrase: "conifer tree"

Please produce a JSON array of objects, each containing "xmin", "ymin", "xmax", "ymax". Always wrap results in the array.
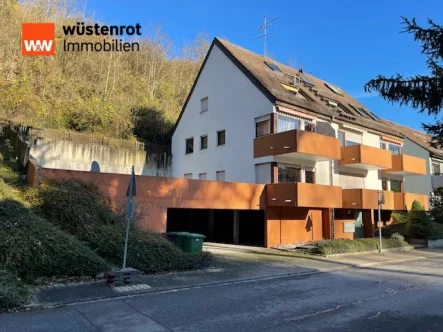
[{"xmin": 365, "ymin": 17, "xmax": 443, "ymax": 146}]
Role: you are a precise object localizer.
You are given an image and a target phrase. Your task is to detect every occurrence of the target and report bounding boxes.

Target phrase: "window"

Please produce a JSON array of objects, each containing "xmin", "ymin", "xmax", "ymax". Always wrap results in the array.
[
  {"xmin": 388, "ymin": 144, "xmax": 401, "ymax": 155},
  {"xmin": 200, "ymin": 97, "xmax": 208, "ymax": 113},
  {"xmin": 382, "ymin": 178, "xmax": 388, "ymax": 191},
  {"xmin": 216, "ymin": 171, "xmax": 225, "ymax": 182},
  {"xmin": 338, "ymin": 131, "xmax": 345, "ymax": 147},
  {"xmin": 349, "ymin": 104, "xmax": 370, "ymax": 118},
  {"xmin": 265, "ymin": 61, "xmax": 282, "ymax": 72},
  {"xmin": 390, "ymin": 180, "xmax": 402, "ymax": 193},
  {"xmin": 324, "ymin": 82, "xmax": 343, "ymax": 96},
  {"xmin": 299, "ymin": 75, "xmax": 314, "ymax": 86},
  {"xmin": 345, "ymin": 140, "xmax": 359, "ymax": 146},
  {"xmin": 185, "ymin": 138, "xmax": 194, "ymax": 154},
  {"xmin": 305, "ymin": 169, "xmax": 315, "ymax": 184},
  {"xmin": 304, "ymin": 121, "xmax": 315, "ymax": 132},
  {"xmin": 200, "ymin": 135, "xmax": 208, "ymax": 149},
  {"xmin": 278, "ymin": 165, "xmax": 301, "ymax": 183},
  {"xmin": 199, "ymin": 173, "xmax": 207, "ymax": 180},
  {"xmin": 281, "ymin": 83, "xmax": 298, "ymax": 93},
  {"xmin": 277, "ymin": 115, "xmax": 300, "ymax": 133},
  {"xmin": 432, "ymin": 162, "xmax": 441, "ymax": 175},
  {"xmin": 217, "ymin": 130, "xmax": 226, "ymax": 145},
  {"xmin": 184, "ymin": 173, "xmax": 192, "ymax": 179},
  {"xmin": 256, "ymin": 119, "xmax": 271, "ymax": 137},
  {"xmin": 380, "ymin": 141, "xmax": 387, "ymax": 150}
]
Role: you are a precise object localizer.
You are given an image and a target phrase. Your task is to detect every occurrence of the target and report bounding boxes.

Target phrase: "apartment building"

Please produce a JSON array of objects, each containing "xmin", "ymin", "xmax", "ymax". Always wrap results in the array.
[
  {"xmin": 171, "ymin": 37, "xmax": 429, "ymax": 247},
  {"xmin": 384, "ymin": 120, "xmax": 443, "ymax": 194}
]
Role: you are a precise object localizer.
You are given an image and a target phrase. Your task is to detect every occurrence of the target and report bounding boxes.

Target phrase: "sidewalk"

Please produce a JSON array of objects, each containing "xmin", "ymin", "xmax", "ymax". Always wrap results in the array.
[{"xmin": 29, "ymin": 246, "xmax": 443, "ymax": 308}]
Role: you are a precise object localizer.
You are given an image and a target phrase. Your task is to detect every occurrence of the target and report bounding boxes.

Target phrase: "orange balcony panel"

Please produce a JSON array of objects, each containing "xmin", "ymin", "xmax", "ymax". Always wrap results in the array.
[
  {"xmin": 342, "ymin": 189, "xmax": 394, "ymax": 210},
  {"xmin": 254, "ymin": 129, "xmax": 341, "ymax": 161},
  {"xmin": 394, "ymin": 192, "xmax": 429, "ymax": 211},
  {"xmin": 266, "ymin": 182, "xmax": 342, "ymax": 208},
  {"xmin": 339, "ymin": 145, "xmax": 392, "ymax": 170},
  {"xmin": 383, "ymin": 154, "xmax": 427, "ymax": 176}
]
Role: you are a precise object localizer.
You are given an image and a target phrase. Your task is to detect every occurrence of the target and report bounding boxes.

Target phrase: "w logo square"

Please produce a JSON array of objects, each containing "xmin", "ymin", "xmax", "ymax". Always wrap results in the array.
[{"xmin": 22, "ymin": 23, "xmax": 55, "ymax": 56}]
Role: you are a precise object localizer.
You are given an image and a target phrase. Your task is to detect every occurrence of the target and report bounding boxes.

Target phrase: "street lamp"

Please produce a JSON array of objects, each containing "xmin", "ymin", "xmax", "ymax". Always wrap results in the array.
[{"xmin": 377, "ymin": 190, "xmax": 385, "ymax": 253}]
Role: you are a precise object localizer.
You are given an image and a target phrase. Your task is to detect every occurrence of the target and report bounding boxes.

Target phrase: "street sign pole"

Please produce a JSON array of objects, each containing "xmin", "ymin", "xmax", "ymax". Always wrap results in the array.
[
  {"xmin": 377, "ymin": 190, "xmax": 384, "ymax": 254},
  {"xmin": 122, "ymin": 166, "xmax": 136, "ymax": 269}
]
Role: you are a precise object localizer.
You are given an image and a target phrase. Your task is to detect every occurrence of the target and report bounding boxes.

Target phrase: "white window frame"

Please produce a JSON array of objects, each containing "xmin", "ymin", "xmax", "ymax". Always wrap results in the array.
[{"xmin": 200, "ymin": 97, "xmax": 208, "ymax": 113}]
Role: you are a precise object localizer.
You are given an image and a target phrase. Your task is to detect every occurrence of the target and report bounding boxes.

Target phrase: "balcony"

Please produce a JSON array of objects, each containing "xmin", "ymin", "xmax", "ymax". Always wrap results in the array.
[
  {"xmin": 393, "ymin": 192, "xmax": 429, "ymax": 211},
  {"xmin": 266, "ymin": 182, "xmax": 342, "ymax": 208},
  {"xmin": 339, "ymin": 145, "xmax": 392, "ymax": 170},
  {"xmin": 342, "ymin": 189, "xmax": 394, "ymax": 210},
  {"xmin": 383, "ymin": 154, "xmax": 427, "ymax": 176},
  {"xmin": 254, "ymin": 129, "xmax": 341, "ymax": 161}
]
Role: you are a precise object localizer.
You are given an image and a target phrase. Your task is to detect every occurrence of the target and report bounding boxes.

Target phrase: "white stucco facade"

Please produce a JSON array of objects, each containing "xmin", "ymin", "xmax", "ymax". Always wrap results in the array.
[
  {"xmin": 172, "ymin": 44, "xmax": 273, "ymax": 183},
  {"xmin": 172, "ymin": 43, "xmax": 396, "ymax": 191}
]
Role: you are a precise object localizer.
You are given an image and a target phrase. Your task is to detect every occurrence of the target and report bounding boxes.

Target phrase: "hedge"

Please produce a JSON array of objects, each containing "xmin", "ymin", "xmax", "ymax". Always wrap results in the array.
[
  {"xmin": 27, "ymin": 180, "xmax": 212, "ymax": 274},
  {"xmin": 0, "ymin": 199, "xmax": 110, "ymax": 282},
  {"xmin": 315, "ymin": 238, "xmax": 410, "ymax": 255},
  {"xmin": 0, "ymin": 270, "xmax": 31, "ymax": 311}
]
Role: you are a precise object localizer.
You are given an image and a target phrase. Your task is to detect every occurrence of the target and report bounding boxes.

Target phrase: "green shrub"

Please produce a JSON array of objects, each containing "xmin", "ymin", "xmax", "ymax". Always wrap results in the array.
[
  {"xmin": 27, "ymin": 180, "xmax": 212, "ymax": 274},
  {"xmin": 0, "ymin": 270, "xmax": 31, "ymax": 311},
  {"xmin": 430, "ymin": 187, "xmax": 443, "ymax": 224},
  {"xmin": 315, "ymin": 238, "xmax": 409, "ymax": 255},
  {"xmin": 0, "ymin": 199, "xmax": 110, "ymax": 282},
  {"xmin": 392, "ymin": 211, "xmax": 408, "ymax": 224},
  {"xmin": 26, "ymin": 180, "xmax": 120, "ymax": 241},
  {"xmin": 406, "ymin": 200, "xmax": 434, "ymax": 239},
  {"xmin": 82, "ymin": 224, "xmax": 211, "ymax": 274},
  {"xmin": 391, "ymin": 232, "xmax": 404, "ymax": 241}
]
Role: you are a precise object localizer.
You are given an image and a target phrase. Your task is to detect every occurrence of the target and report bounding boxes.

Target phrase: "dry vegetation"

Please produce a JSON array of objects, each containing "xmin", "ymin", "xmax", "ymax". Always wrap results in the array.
[{"xmin": 0, "ymin": 0, "xmax": 209, "ymax": 143}]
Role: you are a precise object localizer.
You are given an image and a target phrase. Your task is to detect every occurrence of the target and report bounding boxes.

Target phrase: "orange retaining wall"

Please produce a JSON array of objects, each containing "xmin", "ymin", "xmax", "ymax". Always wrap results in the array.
[{"xmin": 28, "ymin": 164, "xmax": 266, "ymax": 233}]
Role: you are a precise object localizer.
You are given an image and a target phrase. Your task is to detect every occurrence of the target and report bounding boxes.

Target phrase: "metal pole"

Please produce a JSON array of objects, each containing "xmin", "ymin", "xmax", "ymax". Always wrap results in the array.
[
  {"xmin": 122, "ymin": 168, "xmax": 134, "ymax": 269},
  {"xmin": 378, "ymin": 191, "xmax": 382, "ymax": 254}
]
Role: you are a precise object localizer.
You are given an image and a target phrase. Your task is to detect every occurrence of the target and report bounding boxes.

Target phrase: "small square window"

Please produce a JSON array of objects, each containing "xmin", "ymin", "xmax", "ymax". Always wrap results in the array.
[
  {"xmin": 432, "ymin": 162, "xmax": 441, "ymax": 175},
  {"xmin": 200, "ymin": 135, "xmax": 208, "ymax": 149},
  {"xmin": 216, "ymin": 170, "xmax": 225, "ymax": 182},
  {"xmin": 217, "ymin": 130, "xmax": 226, "ymax": 146},
  {"xmin": 199, "ymin": 173, "xmax": 207, "ymax": 180},
  {"xmin": 380, "ymin": 141, "xmax": 387, "ymax": 150},
  {"xmin": 391, "ymin": 180, "xmax": 402, "ymax": 193},
  {"xmin": 201, "ymin": 97, "xmax": 208, "ymax": 113},
  {"xmin": 184, "ymin": 173, "xmax": 192, "ymax": 179},
  {"xmin": 185, "ymin": 138, "xmax": 194, "ymax": 154}
]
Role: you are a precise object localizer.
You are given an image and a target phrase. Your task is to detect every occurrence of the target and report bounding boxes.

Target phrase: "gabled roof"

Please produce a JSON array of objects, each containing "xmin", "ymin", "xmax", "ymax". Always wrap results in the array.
[
  {"xmin": 173, "ymin": 37, "xmax": 404, "ymax": 139},
  {"xmin": 382, "ymin": 120, "xmax": 443, "ymax": 159}
]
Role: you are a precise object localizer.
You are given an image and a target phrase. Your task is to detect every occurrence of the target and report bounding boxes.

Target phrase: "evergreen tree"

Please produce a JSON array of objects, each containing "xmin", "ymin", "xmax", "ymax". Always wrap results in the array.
[{"xmin": 365, "ymin": 17, "xmax": 443, "ymax": 146}]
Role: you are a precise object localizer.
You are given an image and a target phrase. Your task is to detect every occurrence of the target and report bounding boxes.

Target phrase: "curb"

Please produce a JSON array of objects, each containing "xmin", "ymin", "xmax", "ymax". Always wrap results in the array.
[
  {"xmin": 23, "ymin": 255, "xmax": 427, "ymax": 310},
  {"xmin": 324, "ymin": 246, "xmax": 415, "ymax": 257}
]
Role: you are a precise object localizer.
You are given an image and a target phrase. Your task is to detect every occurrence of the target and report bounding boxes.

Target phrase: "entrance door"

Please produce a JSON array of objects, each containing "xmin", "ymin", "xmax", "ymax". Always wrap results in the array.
[{"xmin": 353, "ymin": 210, "xmax": 364, "ymax": 239}]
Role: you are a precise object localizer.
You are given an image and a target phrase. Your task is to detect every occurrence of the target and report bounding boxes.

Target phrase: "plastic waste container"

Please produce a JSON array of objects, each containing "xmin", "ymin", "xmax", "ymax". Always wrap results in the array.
[
  {"xmin": 182, "ymin": 233, "xmax": 206, "ymax": 253},
  {"xmin": 166, "ymin": 232, "xmax": 205, "ymax": 253}
]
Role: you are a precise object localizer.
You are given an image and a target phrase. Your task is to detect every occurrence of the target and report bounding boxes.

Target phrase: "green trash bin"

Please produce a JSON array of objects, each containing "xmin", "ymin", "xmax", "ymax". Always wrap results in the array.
[
  {"xmin": 166, "ymin": 232, "xmax": 187, "ymax": 250},
  {"xmin": 182, "ymin": 233, "xmax": 206, "ymax": 253}
]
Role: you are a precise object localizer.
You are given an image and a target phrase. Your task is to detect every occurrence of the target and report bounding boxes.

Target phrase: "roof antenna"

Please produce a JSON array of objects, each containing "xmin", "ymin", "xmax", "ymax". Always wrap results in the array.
[{"xmin": 255, "ymin": 15, "xmax": 280, "ymax": 57}]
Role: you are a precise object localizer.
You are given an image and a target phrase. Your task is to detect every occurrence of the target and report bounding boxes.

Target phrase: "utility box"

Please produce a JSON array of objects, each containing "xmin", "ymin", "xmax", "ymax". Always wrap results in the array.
[{"xmin": 167, "ymin": 232, "xmax": 205, "ymax": 253}]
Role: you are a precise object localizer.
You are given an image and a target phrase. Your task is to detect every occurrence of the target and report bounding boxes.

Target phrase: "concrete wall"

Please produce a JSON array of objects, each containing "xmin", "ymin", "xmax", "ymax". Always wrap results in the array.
[
  {"xmin": 403, "ymin": 138, "xmax": 432, "ymax": 196},
  {"xmin": 28, "ymin": 162, "xmax": 266, "ymax": 234},
  {"xmin": 30, "ymin": 139, "xmax": 171, "ymax": 176},
  {"xmin": 171, "ymin": 44, "xmax": 274, "ymax": 183}
]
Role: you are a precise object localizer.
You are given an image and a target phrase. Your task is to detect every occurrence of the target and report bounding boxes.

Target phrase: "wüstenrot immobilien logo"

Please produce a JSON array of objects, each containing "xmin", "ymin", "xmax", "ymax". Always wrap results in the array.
[{"xmin": 22, "ymin": 23, "xmax": 55, "ymax": 56}]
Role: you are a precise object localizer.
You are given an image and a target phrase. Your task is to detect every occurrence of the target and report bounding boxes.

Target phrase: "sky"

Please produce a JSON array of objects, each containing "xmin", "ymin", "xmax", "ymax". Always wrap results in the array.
[{"xmin": 82, "ymin": 0, "xmax": 442, "ymax": 132}]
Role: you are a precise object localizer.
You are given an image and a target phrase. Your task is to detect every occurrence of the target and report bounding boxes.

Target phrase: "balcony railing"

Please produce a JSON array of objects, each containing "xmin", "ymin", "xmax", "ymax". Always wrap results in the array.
[
  {"xmin": 254, "ymin": 129, "xmax": 341, "ymax": 161},
  {"xmin": 383, "ymin": 154, "xmax": 427, "ymax": 176},
  {"xmin": 342, "ymin": 189, "xmax": 394, "ymax": 210},
  {"xmin": 393, "ymin": 192, "xmax": 429, "ymax": 211},
  {"xmin": 266, "ymin": 182, "xmax": 342, "ymax": 208},
  {"xmin": 339, "ymin": 145, "xmax": 392, "ymax": 170}
]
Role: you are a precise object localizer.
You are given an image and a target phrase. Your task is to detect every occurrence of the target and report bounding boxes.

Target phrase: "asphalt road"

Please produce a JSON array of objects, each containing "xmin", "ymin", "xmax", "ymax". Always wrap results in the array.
[{"xmin": 2, "ymin": 256, "xmax": 443, "ymax": 332}]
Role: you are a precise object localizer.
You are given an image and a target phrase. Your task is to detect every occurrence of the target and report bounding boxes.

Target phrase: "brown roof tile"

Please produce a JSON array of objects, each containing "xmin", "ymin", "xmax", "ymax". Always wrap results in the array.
[{"xmin": 215, "ymin": 38, "xmax": 403, "ymax": 138}]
